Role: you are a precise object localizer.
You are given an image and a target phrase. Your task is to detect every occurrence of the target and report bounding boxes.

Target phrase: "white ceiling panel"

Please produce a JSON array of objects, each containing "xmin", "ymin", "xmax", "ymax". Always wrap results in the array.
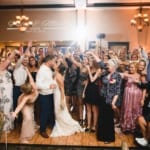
[
  {"xmin": 0, "ymin": 0, "xmax": 149, "ymax": 6},
  {"xmin": 0, "ymin": 0, "xmax": 74, "ymax": 5},
  {"xmin": 88, "ymin": 0, "xmax": 150, "ymax": 3}
]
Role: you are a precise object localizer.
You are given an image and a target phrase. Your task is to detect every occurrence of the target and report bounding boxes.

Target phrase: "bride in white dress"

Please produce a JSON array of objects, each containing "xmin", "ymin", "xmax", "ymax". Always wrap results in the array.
[{"xmin": 50, "ymin": 62, "xmax": 84, "ymax": 137}]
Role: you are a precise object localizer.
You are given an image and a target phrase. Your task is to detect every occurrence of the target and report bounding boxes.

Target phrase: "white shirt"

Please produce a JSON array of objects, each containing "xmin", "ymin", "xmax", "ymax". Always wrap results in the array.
[
  {"xmin": 13, "ymin": 64, "xmax": 27, "ymax": 86},
  {"xmin": 36, "ymin": 64, "xmax": 56, "ymax": 95}
]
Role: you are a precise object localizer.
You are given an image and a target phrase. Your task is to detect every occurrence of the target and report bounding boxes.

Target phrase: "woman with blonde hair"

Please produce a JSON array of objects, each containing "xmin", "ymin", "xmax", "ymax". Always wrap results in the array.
[
  {"xmin": 28, "ymin": 56, "xmax": 40, "ymax": 125},
  {"xmin": 120, "ymin": 62, "xmax": 145, "ymax": 133},
  {"xmin": 84, "ymin": 59, "xmax": 101, "ymax": 132},
  {"xmin": 11, "ymin": 67, "xmax": 38, "ymax": 143}
]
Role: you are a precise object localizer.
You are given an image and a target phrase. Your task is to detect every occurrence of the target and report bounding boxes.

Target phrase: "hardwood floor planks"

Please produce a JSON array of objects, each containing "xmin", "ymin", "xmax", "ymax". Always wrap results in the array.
[{"xmin": 0, "ymin": 128, "xmax": 137, "ymax": 148}]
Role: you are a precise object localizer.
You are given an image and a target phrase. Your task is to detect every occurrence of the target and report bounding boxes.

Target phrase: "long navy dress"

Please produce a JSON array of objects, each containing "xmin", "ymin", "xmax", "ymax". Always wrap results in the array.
[{"xmin": 97, "ymin": 72, "xmax": 122, "ymax": 142}]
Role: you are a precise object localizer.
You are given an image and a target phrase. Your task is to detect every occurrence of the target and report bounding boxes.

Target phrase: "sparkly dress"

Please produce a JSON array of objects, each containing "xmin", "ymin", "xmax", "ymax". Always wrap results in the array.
[
  {"xmin": 121, "ymin": 77, "xmax": 143, "ymax": 132},
  {"xmin": 76, "ymin": 71, "xmax": 88, "ymax": 98}
]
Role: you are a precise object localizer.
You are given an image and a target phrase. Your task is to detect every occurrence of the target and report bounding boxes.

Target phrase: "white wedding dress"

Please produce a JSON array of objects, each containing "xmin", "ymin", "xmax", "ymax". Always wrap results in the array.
[{"xmin": 50, "ymin": 83, "xmax": 83, "ymax": 137}]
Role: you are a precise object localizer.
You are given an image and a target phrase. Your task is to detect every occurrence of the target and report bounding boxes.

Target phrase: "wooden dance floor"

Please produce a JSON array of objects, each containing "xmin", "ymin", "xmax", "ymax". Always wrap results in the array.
[
  {"xmin": 0, "ymin": 111, "xmax": 139, "ymax": 149},
  {"xmin": 0, "ymin": 128, "xmax": 137, "ymax": 148}
]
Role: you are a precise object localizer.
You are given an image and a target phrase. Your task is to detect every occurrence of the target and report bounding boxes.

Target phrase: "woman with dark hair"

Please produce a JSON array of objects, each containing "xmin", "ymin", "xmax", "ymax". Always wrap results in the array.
[
  {"xmin": 50, "ymin": 60, "xmax": 83, "ymax": 137},
  {"xmin": 68, "ymin": 54, "xmax": 89, "ymax": 126},
  {"xmin": 64, "ymin": 57, "xmax": 79, "ymax": 113},
  {"xmin": 28, "ymin": 56, "xmax": 39, "ymax": 125},
  {"xmin": 11, "ymin": 67, "xmax": 38, "ymax": 143},
  {"xmin": 28, "ymin": 56, "xmax": 39, "ymax": 81},
  {"xmin": 135, "ymin": 59, "xmax": 149, "ymax": 147},
  {"xmin": 135, "ymin": 82, "xmax": 150, "ymax": 147},
  {"xmin": 137, "ymin": 59, "xmax": 147, "ymax": 85}
]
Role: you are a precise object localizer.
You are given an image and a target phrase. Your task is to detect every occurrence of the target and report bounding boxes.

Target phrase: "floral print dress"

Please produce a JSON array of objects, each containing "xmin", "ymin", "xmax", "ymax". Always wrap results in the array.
[{"xmin": 0, "ymin": 70, "xmax": 14, "ymax": 131}]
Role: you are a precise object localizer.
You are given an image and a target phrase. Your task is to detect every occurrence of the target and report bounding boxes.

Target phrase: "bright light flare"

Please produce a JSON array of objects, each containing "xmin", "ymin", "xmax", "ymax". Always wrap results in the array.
[{"xmin": 74, "ymin": 25, "xmax": 87, "ymax": 42}]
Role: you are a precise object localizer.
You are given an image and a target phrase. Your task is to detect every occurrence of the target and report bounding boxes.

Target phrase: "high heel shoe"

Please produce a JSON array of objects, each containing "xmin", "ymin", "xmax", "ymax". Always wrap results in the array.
[
  {"xmin": 90, "ymin": 126, "xmax": 96, "ymax": 133},
  {"xmin": 85, "ymin": 128, "xmax": 91, "ymax": 132},
  {"xmin": 104, "ymin": 141, "xmax": 110, "ymax": 144},
  {"xmin": 90, "ymin": 129, "xmax": 96, "ymax": 133},
  {"xmin": 79, "ymin": 119, "xmax": 83, "ymax": 126}
]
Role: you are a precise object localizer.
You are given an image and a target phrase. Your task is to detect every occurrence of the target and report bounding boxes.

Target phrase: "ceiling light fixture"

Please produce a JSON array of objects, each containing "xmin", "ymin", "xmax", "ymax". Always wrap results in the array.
[
  {"xmin": 130, "ymin": 5, "xmax": 149, "ymax": 32},
  {"xmin": 11, "ymin": 1, "xmax": 33, "ymax": 32}
]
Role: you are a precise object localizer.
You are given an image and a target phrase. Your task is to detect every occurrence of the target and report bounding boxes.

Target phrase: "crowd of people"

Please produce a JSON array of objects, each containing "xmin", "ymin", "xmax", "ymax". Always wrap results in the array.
[{"xmin": 0, "ymin": 42, "xmax": 149, "ymax": 147}]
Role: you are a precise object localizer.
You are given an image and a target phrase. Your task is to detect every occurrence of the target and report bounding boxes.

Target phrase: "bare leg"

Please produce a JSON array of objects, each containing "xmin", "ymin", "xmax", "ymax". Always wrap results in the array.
[
  {"xmin": 20, "ymin": 138, "xmax": 29, "ymax": 144},
  {"xmin": 86, "ymin": 103, "xmax": 92, "ymax": 129},
  {"xmin": 114, "ymin": 107, "xmax": 121, "ymax": 125},
  {"xmin": 91, "ymin": 105, "xmax": 98, "ymax": 130},
  {"xmin": 146, "ymin": 122, "xmax": 150, "ymax": 141},
  {"xmin": 72, "ymin": 95, "xmax": 78, "ymax": 112},
  {"xmin": 78, "ymin": 97, "xmax": 84, "ymax": 122},
  {"xmin": 138, "ymin": 116, "xmax": 147, "ymax": 138}
]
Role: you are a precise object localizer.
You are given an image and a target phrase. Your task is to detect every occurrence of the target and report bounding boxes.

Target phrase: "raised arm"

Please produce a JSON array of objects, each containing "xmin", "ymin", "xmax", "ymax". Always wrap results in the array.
[
  {"xmin": 0, "ymin": 50, "xmax": 16, "ymax": 71},
  {"xmin": 24, "ymin": 41, "xmax": 32, "ymax": 56},
  {"xmin": 86, "ymin": 51, "xmax": 101, "ymax": 62},
  {"xmin": 69, "ymin": 55, "xmax": 81, "ymax": 68},
  {"xmin": 86, "ymin": 51, "xmax": 106, "ymax": 69},
  {"xmin": 11, "ymin": 96, "xmax": 29, "ymax": 118},
  {"xmin": 25, "ymin": 67, "xmax": 39, "ymax": 101},
  {"xmin": 15, "ymin": 42, "xmax": 32, "ymax": 69},
  {"xmin": 25, "ymin": 67, "xmax": 37, "ymax": 90},
  {"xmin": 139, "ymin": 47, "xmax": 148, "ymax": 60},
  {"xmin": 86, "ymin": 65, "xmax": 101, "ymax": 82},
  {"xmin": 65, "ymin": 57, "xmax": 72, "ymax": 67},
  {"xmin": 15, "ymin": 54, "xmax": 25, "ymax": 68}
]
